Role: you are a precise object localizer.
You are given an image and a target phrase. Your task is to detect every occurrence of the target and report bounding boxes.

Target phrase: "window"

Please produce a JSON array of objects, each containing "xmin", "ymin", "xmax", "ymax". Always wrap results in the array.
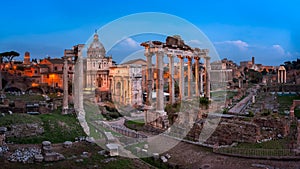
[{"xmin": 54, "ymin": 66, "xmax": 57, "ymax": 71}]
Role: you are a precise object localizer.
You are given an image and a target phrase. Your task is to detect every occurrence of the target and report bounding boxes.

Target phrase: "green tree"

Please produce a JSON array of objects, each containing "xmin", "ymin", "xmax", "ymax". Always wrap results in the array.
[{"xmin": 0, "ymin": 51, "xmax": 20, "ymax": 68}]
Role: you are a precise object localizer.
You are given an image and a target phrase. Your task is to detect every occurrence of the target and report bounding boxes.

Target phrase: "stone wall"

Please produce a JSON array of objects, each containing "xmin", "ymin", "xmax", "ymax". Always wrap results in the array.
[
  {"xmin": 6, "ymin": 123, "xmax": 44, "ymax": 138},
  {"xmin": 186, "ymin": 119, "xmax": 261, "ymax": 145},
  {"xmin": 297, "ymin": 120, "xmax": 300, "ymax": 148},
  {"xmin": 185, "ymin": 116, "xmax": 290, "ymax": 146},
  {"xmin": 253, "ymin": 116, "xmax": 290, "ymax": 138}
]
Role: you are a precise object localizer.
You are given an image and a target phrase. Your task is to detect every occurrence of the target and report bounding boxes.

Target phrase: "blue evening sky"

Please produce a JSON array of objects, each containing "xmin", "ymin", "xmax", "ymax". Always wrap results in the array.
[{"xmin": 0, "ymin": 0, "xmax": 299, "ymax": 65}]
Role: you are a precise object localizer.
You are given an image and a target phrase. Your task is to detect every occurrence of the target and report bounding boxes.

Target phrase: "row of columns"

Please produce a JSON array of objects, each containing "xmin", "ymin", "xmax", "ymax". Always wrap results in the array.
[
  {"xmin": 144, "ymin": 45, "xmax": 210, "ymax": 115},
  {"xmin": 278, "ymin": 69, "xmax": 286, "ymax": 83}
]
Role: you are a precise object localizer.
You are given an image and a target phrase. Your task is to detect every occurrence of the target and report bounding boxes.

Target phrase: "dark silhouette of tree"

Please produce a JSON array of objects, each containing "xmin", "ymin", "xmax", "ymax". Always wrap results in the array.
[
  {"xmin": 0, "ymin": 51, "xmax": 20, "ymax": 69},
  {"xmin": 261, "ymin": 68, "xmax": 268, "ymax": 75}
]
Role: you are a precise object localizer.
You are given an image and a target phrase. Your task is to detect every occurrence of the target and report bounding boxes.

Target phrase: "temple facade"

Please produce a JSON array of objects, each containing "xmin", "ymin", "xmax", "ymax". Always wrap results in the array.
[
  {"xmin": 140, "ymin": 35, "xmax": 211, "ymax": 129},
  {"xmin": 83, "ymin": 32, "xmax": 114, "ymax": 91}
]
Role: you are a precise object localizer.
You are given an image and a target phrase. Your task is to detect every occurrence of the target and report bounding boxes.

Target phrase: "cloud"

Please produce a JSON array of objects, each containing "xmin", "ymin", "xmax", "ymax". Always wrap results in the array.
[
  {"xmin": 215, "ymin": 40, "xmax": 249, "ymax": 50},
  {"xmin": 272, "ymin": 44, "xmax": 285, "ymax": 55},
  {"xmin": 186, "ymin": 40, "xmax": 203, "ymax": 46},
  {"xmin": 120, "ymin": 37, "xmax": 140, "ymax": 48}
]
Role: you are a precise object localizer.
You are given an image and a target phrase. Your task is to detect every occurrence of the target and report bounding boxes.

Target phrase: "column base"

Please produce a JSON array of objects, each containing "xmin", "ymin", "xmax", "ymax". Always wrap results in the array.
[
  {"xmin": 145, "ymin": 111, "xmax": 169, "ymax": 129},
  {"xmin": 156, "ymin": 110, "xmax": 167, "ymax": 116},
  {"xmin": 62, "ymin": 107, "xmax": 69, "ymax": 114}
]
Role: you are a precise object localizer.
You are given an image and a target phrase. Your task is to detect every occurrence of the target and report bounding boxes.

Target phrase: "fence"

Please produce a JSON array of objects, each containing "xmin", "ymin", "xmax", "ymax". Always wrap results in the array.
[{"xmin": 213, "ymin": 147, "xmax": 299, "ymax": 159}]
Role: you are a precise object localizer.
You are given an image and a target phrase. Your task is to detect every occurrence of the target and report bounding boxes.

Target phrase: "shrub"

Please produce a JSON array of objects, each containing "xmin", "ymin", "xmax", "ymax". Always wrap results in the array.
[{"xmin": 247, "ymin": 111, "xmax": 254, "ymax": 117}]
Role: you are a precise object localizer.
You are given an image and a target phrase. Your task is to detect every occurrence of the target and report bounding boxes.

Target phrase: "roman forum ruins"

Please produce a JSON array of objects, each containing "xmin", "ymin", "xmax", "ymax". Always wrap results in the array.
[{"xmin": 141, "ymin": 36, "xmax": 211, "ymax": 128}]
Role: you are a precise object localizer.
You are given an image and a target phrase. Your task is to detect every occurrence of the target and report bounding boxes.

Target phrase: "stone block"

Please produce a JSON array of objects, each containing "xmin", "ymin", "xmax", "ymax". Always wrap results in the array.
[
  {"xmin": 34, "ymin": 154, "xmax": 44, "ymax": 162},
  {"xmin": 63, "ymin": 141, "xmax": 72, "ymax": 148},
  {"xmin": 44, "ymin": 152, "xmax": 65, "ymax": 162},
  {"xmin": 153, "ymin": 153, "xmax": 159, "ymax": 160},
  {"xmin": 42, "ymin": 141, "xmax": 51, "ymax": 146},
  {"xmin": 160, "ymin": 156, "xmax": 168, "ymax": 163}
]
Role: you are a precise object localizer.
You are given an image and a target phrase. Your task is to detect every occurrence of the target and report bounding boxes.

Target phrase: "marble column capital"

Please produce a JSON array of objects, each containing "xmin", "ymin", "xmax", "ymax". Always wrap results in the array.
[
  {"xmin": 177, "ymin": 55, "xmax": 184, "ymax": 59},
  {"xmin": 194, "ymin": 56, "xmax": 201, "ymax": 60},
  {"xmin": 167, "ymin": 53, "xmax": 174, "ymax": 58},
  {"xmin": 144, "ymin": 50, "xmax": 154, "ymax": 57},
  {"xmin": 186, "ymin": 55, "xmax": 193, "ymax": 60}
]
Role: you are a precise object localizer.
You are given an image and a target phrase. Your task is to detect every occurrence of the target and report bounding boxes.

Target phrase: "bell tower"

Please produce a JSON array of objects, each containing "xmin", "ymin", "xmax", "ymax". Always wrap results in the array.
[{"xmin": 24, "ymin": 51, "xmax": 30, "ymax": 65}]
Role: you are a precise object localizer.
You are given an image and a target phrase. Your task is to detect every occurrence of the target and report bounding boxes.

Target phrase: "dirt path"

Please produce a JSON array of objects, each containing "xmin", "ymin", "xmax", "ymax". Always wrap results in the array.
[{"xmin": 166, "ymin": 141, "xmax": 300, "ymax": 169}]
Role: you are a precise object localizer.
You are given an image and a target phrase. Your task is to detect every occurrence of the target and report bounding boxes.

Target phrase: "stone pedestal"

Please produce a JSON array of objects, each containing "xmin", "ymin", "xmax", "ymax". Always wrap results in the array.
[
  {"xmin": 42, "ymin": 141, "xmax": 65, "ymax": 162},
  {"xmin": 0, "ymin": 127, "xmax": 7, "ymax": 147}
]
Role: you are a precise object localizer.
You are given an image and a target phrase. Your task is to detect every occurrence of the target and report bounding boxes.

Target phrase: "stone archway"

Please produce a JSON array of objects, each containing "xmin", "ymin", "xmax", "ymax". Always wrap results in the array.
[
  {"xmin": 115, "ymin": 82, "xmax": 121, "ymax": 98},
  {"xmin": 4, "ymin": 87, "xmax": 22, "ymax": 92}
]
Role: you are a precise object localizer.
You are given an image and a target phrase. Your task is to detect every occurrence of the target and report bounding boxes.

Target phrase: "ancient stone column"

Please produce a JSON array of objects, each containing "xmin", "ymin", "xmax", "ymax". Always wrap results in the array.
[
  {"xmin": 277, "ymin": 70, "xmax": 280, "ymax": 83},
  {"xmin": 284, "ymin": 69, "xmax": 287, "ymax": 83},
  {"xmin": 205, "ymin": 55, "xmax": 211, "ymax": 99},
  {"xmin": 77, "ymin": 56, "xmax": 84, "ymax": 113},
  {"xmin": 194, "ymin": 57, "xmax": 200, "ymax": 96},
  {"xmin": 145, "ymin": 49, "xmax": 153, "ymax": 106},
  {"xmin": 168, "ymin": 54, "xmax": 175, "ymax": 104},
  {"xmin": 178, "ymin": 55, "xmax": 185, "ymax": 100},
  {"xmin": 281, "ymin": 70, "xmax": 283, "ymax": 83},
  {"xmin": 200, "ymin": 68, "xmax": 204, "ymax": 95},
  {"xmin": 62, "ymin": 56, "xmax": 69, "ymax": 114},
  {"xmin": 187, "ymin": 55, "xmax": 192, "ymax": 98},
  {"xmin": 156, "ymin": 49, "xmax": 166, "ymax": 115}
]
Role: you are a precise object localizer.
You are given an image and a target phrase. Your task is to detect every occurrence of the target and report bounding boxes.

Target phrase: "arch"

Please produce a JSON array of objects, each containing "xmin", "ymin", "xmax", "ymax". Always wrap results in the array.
[
  {"xmin": 4, "ymin": 82, "xmax": 28, "ymax": 92},
  {"xmin": 4, "ymin": 87, "xmax": 22, "ymax": 92},
  {"xmin": 115, "ymin": 82, "xmax": 121, "ymax": 96}
]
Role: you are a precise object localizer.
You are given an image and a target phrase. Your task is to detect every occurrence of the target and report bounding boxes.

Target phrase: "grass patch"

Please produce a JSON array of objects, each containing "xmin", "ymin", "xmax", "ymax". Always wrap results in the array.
[
  {"xmin": 124, "ymin": 120, "xmax": 145, "ymax": 131},
  {"xmin": 211, "ymin": 90, "xmax": 238, "ymax": 99},
  {"xmin": 6, "ymin": 108, "xmax": 86, "ymax": 144},
  {"xmin": 6, "ymin": 94, "xmax": 45, "ymax": 102},
  {"xmin": 278, "ymin": 95, "xmax": 300, "ymax": 113},
  {"xmin": 0, "ymin": 113, "xmax": 41, "ymax": 126},
  {"xmin": 235, "ymin": 138, "xmax": 290, "ymax": 149}
]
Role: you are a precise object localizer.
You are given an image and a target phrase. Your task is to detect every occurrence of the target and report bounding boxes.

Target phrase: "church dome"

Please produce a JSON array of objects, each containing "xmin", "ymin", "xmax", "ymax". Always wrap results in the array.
[{"xmin": 87, "ymin": 32, "xmax": 106, "ymax": 58}]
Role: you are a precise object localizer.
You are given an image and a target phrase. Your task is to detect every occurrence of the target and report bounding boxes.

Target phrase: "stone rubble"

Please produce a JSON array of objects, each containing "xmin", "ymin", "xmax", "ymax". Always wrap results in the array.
[
  {"xmin": 101, "ymin": 157, "xmax": 117, "ymax": 163},
  {"xmin": 0, "ymin": 145, "xmax": 9, "ymax": 155},
  {"xmin": 80, "ymin": 151, "xmax": 89, "ymax": 158},
  {"xmin": 8, "ymin": 147, "xmax": 42, "ymax": 163}
]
